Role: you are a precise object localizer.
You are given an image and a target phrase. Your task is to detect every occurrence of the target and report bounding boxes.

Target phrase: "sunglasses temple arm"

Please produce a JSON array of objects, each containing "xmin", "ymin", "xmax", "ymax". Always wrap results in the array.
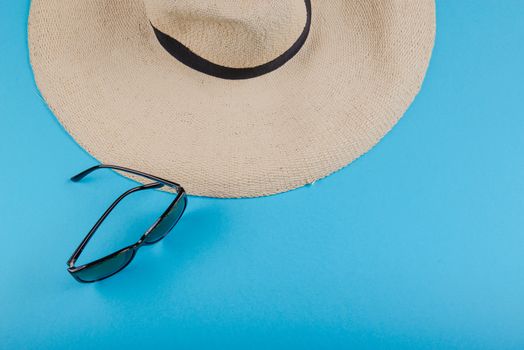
[
  {"xmin": 71, "ymin": 164, "xmax": 181, "ymax": 189},
  {"xmin": 67, "ymin": 182, "xmax": 163, "ymax": 268}
]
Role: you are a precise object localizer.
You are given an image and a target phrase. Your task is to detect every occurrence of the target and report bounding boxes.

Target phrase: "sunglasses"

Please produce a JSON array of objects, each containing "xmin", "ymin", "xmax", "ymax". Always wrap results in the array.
[{"xmin": 67, "ymin": 164, "xmax": 187, "ymax": 283}]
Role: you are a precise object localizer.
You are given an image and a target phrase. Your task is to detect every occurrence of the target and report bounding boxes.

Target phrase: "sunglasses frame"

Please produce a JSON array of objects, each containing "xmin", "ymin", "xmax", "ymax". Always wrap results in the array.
[{"xmin": 67, "ymin": 164, "xmax": 187, "ymax": 283}]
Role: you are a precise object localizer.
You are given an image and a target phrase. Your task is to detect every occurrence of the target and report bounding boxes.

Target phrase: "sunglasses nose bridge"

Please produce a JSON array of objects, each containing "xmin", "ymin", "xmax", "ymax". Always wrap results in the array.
[{"xmin": 134, "ymin": 239, "xmax": 147, "ymax": 250}]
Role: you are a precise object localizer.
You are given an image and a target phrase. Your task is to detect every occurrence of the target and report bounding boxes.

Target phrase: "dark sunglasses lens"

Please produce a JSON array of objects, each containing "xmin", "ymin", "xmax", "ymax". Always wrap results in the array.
[
  {"xmin": 73, "ymin": 248, "xmax": 134, "ymax": 282},
  {"xmin": 145, "ymin": 194, "xmax": 187, "ymax": 244}
]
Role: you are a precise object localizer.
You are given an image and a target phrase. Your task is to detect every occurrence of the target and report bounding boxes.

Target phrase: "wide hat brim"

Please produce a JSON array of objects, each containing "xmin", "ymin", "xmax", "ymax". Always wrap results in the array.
[{"xmin": 28, "ymin": 0, "xmax": 435, "ymax": 198}]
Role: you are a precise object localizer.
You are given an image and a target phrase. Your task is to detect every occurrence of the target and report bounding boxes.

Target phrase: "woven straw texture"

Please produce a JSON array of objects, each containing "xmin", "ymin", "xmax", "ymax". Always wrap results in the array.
[{"xmin": 28, "ymin": 0, "xmax": 435, "ymax": 198}]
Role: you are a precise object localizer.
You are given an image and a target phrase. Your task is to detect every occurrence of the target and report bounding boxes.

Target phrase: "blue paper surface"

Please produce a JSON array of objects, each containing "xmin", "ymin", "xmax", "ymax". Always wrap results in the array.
[{"xmin": 1, "ymin": 1, "xmax": 523, "ymax": 349}]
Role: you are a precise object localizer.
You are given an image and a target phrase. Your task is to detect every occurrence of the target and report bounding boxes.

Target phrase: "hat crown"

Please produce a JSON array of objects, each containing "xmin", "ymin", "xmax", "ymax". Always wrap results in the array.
[{"xmin": 143, "ymin": 0, "xmax": 307, "ymax": 68}]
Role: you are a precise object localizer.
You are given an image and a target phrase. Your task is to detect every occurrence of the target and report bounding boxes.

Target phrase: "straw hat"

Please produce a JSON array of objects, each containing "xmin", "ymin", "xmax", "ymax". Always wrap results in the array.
[{"xmin": 28, "ymin": 0, "xmax": 435, "ymax": 198}]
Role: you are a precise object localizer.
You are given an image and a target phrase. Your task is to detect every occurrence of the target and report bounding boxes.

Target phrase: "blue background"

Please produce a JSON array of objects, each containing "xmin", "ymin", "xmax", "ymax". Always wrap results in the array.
[{"xmin": 1, "ymin": 1, "xmax": 523, "ymax": 349}]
